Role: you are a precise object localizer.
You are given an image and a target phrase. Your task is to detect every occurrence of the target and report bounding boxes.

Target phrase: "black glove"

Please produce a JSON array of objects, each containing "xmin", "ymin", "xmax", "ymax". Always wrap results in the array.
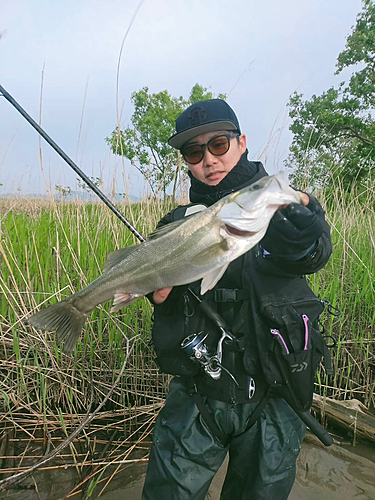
[{"xmin": 261, "ymin": 194, "xmax": 325, "ymax": 258}]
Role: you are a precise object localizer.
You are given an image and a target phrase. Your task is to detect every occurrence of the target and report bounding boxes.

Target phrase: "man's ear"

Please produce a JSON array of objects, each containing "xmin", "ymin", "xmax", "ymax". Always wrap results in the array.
[{"xmin": 239, "ymin": 134, "xmax": 247, "ymax": 153}]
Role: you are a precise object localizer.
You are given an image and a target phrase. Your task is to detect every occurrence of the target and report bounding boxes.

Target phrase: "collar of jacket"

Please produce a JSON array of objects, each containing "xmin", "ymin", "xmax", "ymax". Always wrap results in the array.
[{"xmin": 188, "ymin": 152, "xmax": 268, "ymax": 206}]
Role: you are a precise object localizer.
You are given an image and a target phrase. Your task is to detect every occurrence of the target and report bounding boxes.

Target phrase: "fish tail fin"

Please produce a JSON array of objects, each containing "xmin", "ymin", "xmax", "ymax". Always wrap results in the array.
[{"xmin": 27, "ymin": 300, "xmax": 88, "ymax": 353}]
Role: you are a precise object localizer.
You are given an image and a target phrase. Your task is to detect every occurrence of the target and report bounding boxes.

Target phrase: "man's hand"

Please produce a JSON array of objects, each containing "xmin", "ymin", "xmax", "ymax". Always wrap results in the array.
[
  {"xmin": 153, "ymin": 287, "xmax": 173, "ymax": 304},
  {"xmin": 260, "ymin": 192, "xmax": 325, "ymax": 258}
]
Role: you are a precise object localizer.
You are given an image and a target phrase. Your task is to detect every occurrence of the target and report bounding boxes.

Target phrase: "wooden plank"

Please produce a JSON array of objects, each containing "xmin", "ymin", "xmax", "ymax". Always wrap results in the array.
[{"xmin": 312, "ymin": 394, "xmax": 375, "ymax": 443}]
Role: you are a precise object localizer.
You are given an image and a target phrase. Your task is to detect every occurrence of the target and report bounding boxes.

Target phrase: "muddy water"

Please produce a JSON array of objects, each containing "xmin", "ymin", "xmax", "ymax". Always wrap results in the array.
[
  {"xmin": 96, "ymin": 434, "xmax": 375, "ymax": 500},
  {"xmin": 2, "ymin": 434, "xmax": 374, "ymax": 499}
]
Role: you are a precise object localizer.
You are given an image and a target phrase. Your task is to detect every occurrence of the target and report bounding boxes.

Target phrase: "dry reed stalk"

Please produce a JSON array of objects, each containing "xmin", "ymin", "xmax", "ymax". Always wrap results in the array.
[{"xmin": 0, "ymin": 335, "xmax": 134, "ymax": 492}]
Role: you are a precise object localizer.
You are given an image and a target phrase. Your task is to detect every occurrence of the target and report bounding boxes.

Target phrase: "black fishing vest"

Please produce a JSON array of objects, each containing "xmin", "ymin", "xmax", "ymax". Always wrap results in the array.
[{"xmin": 151, "ymin": 204, "xmax": 334, "ymax": 410}]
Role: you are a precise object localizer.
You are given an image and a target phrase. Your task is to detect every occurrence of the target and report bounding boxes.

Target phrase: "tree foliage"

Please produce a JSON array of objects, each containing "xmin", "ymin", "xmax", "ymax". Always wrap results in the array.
[
  {"xmin": 106, "ymin": 84, "xmax": 226, "ymax": 195},
  {"xmin": 286, "ymin": 0, "xmax": 375, "ymax": 189}
]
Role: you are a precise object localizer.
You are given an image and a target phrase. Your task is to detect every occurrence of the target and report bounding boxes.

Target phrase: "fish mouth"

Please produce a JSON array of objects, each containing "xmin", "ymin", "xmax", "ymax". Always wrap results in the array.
[{"xmin": 225, "ymin": 224, "xmax": 257, "ymax": 237}]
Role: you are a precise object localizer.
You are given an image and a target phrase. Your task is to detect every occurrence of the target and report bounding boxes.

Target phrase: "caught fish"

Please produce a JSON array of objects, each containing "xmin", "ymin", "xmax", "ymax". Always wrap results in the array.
[{"xmin": 28, "ymin": 172, "xmax": 301, "ymax": 352}]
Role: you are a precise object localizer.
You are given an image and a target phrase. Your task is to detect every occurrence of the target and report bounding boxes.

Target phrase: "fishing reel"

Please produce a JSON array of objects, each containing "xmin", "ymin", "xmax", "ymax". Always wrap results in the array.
[
  {"xmin": 181, "ymin": 330, "xmax": 239, "ymax": 385},
  {"xmin": 181, "ymin": 332, "xmax": 221, "ymax": 379}
]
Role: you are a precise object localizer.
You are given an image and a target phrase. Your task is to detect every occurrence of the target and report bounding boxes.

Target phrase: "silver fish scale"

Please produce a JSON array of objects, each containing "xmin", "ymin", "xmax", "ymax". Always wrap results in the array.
[{"xmin": 70, "ymin": 206, "xmax": 223, "ymax": 311}]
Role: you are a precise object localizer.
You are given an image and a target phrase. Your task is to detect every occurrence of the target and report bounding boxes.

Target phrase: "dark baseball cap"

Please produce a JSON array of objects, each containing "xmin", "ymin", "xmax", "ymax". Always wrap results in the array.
[{"xmin": 168, "ymin": 99, "xmax": 241, "ymax": 150}]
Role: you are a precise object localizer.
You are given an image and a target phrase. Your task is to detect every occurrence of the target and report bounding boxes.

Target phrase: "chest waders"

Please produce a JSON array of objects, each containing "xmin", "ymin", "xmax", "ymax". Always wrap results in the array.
[{"xmin": 179, "ymin": 288, "xmax": 269, "ymax": 445}]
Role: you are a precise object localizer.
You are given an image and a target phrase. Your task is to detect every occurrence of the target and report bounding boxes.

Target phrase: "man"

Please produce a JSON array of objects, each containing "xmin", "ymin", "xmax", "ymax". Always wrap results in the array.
[{"xmin": 142, "ymin": 99, "xmax": 332, "ymax": 500}]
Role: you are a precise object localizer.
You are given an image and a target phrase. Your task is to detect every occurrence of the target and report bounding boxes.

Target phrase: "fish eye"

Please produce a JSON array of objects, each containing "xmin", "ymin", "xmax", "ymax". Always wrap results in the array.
[{"xmin": 252, "ymin": 184, "xmax": 260, "ymax": 190}]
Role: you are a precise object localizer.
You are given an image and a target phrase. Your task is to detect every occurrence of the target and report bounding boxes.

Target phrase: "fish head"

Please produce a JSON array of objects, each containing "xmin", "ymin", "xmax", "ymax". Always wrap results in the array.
[
  {"xmin": 235, "ymin": 172, "xmax": 301, "ymax": 211},
  {"xmin": 217, "ymin": 172, "xmax": 302, "ymax": 235}
]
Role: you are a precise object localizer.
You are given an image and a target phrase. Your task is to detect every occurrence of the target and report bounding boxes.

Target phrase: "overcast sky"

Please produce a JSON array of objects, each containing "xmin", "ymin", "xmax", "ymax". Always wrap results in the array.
[{"xmin": 1, "ymin": 0, "xmax": 363, "ymax": 197}]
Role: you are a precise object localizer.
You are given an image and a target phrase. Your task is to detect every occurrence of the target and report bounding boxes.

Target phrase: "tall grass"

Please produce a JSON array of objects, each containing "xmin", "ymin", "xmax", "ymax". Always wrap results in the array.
[
  {"xmin": 0, "ymin": 186, "xmax": 374, "ymax": 413},
  {"xmin": 0, "ymin": 182, "xmax": 373, "ymax": 490},
  {"xmin": 0, "ymin": 197, "xmax": 177, "ymax": 414},
  {"xmin": 0, "ymin": 195, "xmax": 177, "ymax": 493},
  {"xmin": 308, "ymin": 181, "xmax": 375, "ymax": 406}
]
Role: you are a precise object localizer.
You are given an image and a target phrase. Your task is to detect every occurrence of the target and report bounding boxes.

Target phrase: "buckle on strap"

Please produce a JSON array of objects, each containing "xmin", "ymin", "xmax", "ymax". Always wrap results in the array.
[{"xmin": 214, "ymin": 288, "xmax": 248, "ymax": 302}]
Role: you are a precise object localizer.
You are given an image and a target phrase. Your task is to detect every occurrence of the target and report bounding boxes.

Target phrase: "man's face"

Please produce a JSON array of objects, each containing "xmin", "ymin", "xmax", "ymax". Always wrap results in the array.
[{"xmin": 183, "ymin": 130, "xmax": 247, "ymax": 186}]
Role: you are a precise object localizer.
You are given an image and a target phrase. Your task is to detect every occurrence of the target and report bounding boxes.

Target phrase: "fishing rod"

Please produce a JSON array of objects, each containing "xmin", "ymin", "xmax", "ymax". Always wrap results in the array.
[
  {"xmin": 0, "ymin": 84, "xmax": 146, "ymax": 243},
  {"xmin": 0, "ymin": 85, "xmax": 226, "ymax": 333},
  {"xmin": 0, "ymin": 84, "xmax": 333, "ymax": 447}
]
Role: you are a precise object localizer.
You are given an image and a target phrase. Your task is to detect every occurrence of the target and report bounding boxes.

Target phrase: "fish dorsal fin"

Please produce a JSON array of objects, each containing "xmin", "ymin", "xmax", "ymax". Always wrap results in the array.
[
  {"xmin": 147, "ymin": 217, "xmax": 190, "ymax": 240},
  {"xmin": 200, "ymin": 264, "xmax": 230, "ymax": 295},
  {"xmin": 103, "ymin": 246, "xmax": 140, "ymax": 273}
]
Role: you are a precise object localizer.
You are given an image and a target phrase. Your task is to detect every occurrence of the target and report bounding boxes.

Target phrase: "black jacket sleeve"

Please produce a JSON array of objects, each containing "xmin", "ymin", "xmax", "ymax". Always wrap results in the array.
[
  {"xmin": 153, "ymin": 210, "xmax": 173, "ymax": 230},
  {"xmin": 270, "ymin": 227, "xmax": 332, "ymax": 275},
  {"xmin": 257, "ymin": 202, "xmax": 332, "ymax": 276}
]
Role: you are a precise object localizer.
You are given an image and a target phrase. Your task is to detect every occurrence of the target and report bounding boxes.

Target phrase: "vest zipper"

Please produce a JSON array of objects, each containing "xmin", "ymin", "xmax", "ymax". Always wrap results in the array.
[{"xmin": 260, "ymin": 296, "xmax": 323, "ymax": 311}]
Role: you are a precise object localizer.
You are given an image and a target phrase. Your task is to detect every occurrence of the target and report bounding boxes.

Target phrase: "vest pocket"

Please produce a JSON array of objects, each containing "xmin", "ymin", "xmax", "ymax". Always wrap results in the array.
[
  {"xmin": 261, "ymin": 299, "xmax": 326, "ymax": 411},
  {"xmin": 151, "ymin": 290, "xmax": 200, "ymax": 376},
  {"xmin": 271, "ymin": 326, "xmax": 314, "ymax": 410},
  {"xmin": 151, "ymin": 290, "xmax": 215, "ymax": 377}
]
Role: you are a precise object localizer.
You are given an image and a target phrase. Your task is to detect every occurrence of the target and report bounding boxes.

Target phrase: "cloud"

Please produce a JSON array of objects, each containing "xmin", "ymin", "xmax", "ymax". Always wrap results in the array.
[{"xmin": 0, "ymin": 0, "xmax": 363, "ymax": 195}]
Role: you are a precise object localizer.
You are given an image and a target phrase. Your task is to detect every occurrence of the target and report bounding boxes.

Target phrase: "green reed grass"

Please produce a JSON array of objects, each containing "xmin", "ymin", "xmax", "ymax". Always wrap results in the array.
[
  {"xmin": 0, "ymin": 196, "xmax": 174, "ymax": 423},
  {"xmin": 0, "ymin": 184, "xmax": 374, "ymax": 429},
  {"xmin": 307, "ymin": 182, "xmax": 375, "ymax": 406}
]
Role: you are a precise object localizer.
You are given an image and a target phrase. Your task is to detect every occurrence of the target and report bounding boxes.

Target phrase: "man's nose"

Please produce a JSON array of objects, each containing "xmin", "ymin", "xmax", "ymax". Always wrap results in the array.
[{"xmin": 202, "ymin": 147, "xmax": 217, "ymax": 166}]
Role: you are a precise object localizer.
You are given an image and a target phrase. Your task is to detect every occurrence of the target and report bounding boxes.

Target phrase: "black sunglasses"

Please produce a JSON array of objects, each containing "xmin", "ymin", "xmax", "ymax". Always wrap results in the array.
[{"xmin": 181, "ymin": 132, "xmax": 240, "ymax": 164}]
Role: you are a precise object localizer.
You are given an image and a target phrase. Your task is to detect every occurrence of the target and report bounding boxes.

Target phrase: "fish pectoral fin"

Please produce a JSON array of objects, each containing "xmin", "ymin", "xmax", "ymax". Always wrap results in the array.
[
  {"xmin": 200, "ymin": 264, "xmax": 230, "ymax": 295},
  {"xmin": 193, "ymin": 240, "xmax": 230, "ymax": 265},
  {"xmin": 104, "ymin": 246, "xmax": 140, "ymax": 273},
  {"xmin": 110, "ymin": 293, "xmax": 143, "ymax": 312}
]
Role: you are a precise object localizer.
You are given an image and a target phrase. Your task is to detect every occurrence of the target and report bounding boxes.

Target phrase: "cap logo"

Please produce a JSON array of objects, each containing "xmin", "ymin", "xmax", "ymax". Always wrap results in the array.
[{"xmin": 187, "ymin": 107, "xmax": 207, "ymax": 126}]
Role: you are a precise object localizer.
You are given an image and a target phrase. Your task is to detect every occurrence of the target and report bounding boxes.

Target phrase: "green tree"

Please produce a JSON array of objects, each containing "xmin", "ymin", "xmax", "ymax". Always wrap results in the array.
[
  {"xmin": 76, "ymin": 176, "xmax": 102, "ymax": 193},
  {"xmin": 55, "ymin": 185, "xmax": 72, "ymax": 199},
  {"xmin": 106, "ymin": 84, "xmax": 226, "ymax": 196},
  {"xmin": 286, "ymin": 0, "xmax": 375, "ymax": 189}
]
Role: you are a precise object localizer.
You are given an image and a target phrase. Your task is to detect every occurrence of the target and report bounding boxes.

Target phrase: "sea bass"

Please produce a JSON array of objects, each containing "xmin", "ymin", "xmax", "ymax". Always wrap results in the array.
[{"xmin": 28, "ymin": 172, "xmax": 302, "ymax": 352}]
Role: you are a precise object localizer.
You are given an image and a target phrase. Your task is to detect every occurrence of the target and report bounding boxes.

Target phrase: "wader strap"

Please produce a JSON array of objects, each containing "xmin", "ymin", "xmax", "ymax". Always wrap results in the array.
[
  {"xmin": 205, "ymin": 288, "xmax": 251, "ymax": 303},
  {"xmin": 186, "ymin": 380, "xmax": 228, "ymax": 446},
  {"xmin": 323, "ymin": 342, "xmax": 334, "ymax": 375},
  {"xmin": 242, "ymin": 389, "xmax": 270, "ymax": 433},
  {"xmin": 185, "ymin": 379, "xmax": 270, "ymax": 446}
]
